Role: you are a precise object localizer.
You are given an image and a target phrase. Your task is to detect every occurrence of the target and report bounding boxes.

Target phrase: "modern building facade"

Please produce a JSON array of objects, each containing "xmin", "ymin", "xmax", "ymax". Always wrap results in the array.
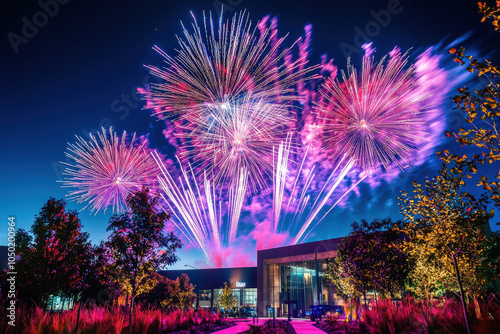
[
  {"xmin": 159, "ymin": 267, "xmax": 257, "ymax": 315},
  {"xmin": 257, "ymin": 237, "xmax": 342, "ymax": 317},
  {"xmin": 157, "ymin": 237, "xmax": 343, "ymax": 318}
]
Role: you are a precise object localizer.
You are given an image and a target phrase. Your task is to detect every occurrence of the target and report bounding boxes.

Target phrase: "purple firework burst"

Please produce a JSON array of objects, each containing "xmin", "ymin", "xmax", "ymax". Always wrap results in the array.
[
  {"xmin": 316, "ymin": 45, "xmax": 431, "ymax": 172},
  {"xmin": 144, "ymin": 10, "xmax": 317, "ymax": 123},
  {"xmin": 61, "ymin": 127, "xmax": 159, "ymax": 213}
]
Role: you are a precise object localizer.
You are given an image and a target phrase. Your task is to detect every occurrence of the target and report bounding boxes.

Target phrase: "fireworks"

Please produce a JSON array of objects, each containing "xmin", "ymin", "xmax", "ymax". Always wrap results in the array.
[
  {"xmin": 153, "ymin": 152, "xmax": 224, "ymax": 266},
  {"xmin": 61, "ymin": 128, "xmax": 159, "ymax": 214},
  {"xmin": 316, "ymin": 45, "xmax": 431, "ymax": 172},
  {"xmin": 271, "ymin": 139, "xmax": 369, "ymax": 245},
  {"xmin": 144, "ymin": 10, "xmax": 317, "ymax": 122},
  {"xmin": 179, "ymin": 97, "xmax": 294, "ymax": 192},
  {"xmin": 59, "ymin": 9, "xmax": 453, "ymax": 266}
]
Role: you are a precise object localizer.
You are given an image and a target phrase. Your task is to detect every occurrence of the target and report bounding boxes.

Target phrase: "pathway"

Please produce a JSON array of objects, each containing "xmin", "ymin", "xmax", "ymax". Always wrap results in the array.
[
  {"xmin": 213, "ymin": 317, "xmax": 327, "ymax": 334},
  {"xmin": 289, "ymin": 318, "xmax": 327, "ymax": 333},
  {"xmin": 213, "ymin": 318, "xmax": 265, "ymax": 333}
]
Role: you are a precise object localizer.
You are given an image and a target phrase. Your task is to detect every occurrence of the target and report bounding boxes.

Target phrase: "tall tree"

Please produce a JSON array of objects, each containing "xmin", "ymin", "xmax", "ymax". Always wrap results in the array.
[
  {"xmin": 216, "ymin": 282, "xmax": 238, "ymax": 316},
  {"xmin": 399, "ymin": 164, "xmax": 497, "ymax": 317},
  {"xmin": 105, "ymin": 187, "xmax": 181, "ymax": 331},
  {"xmin": 445, "ymin": 1, "xmax": 500, "ymax": 207},
  {"xmin": 328, "ymin": 218, "xmax": 409, "ymax": 304},
  {"xmin": 15, "ymin": 198, "xmax": 92, "ymax": 308}
]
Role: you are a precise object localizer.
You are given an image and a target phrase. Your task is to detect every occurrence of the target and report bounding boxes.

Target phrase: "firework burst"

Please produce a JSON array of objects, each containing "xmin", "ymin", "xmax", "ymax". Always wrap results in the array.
[
  {"xmin": 144, "ymin": 10, "xmax": 317, "ymax": 123},
  {"xmin": 179, "ymin": 97, "xmax": 294, "ymax": 191},
  {"xmin": 61, "ymin": 128, "xmax": 159, "ymax": 214},
  {"xmin": 316, "ymin": 44, "xmax": 431, "ymax": 172}
]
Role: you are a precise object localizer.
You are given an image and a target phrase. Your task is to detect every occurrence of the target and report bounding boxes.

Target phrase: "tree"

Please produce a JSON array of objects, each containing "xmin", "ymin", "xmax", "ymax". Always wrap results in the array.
[
  {"xmin": 14, "ymin": 228, "xmax": 31, "ymax": 254},
  {"xmin": 83, "ymin": 242, "xmax": 121, "ymax": 306},
  {"xmin": 143, "ymin": 273, "xmax": 196, "ymax": 311},
  {"xmin": 445, "ymin": 1, "xmax": 500, "ymax": 207},
  {"xmin": 327, "ymin": 218, "xmax": 409, "ymax": 306},
  {"xmin": 399, "ymin": 164, "xmax": 497, "ymax": 318},
  {"xmin": 14, "ymin": 198, "xmax": 92, "ymax": 308},
  {"xmin": 216, "ymin": 282, "xmax": 238, "ymax": 316},
  {"xmin": 404, "ymin": 244, "xmax": 452, "ymax": 301},
  {"xmin": 105, "ymin": 187, "xmax": 181, "ymax": 331}
]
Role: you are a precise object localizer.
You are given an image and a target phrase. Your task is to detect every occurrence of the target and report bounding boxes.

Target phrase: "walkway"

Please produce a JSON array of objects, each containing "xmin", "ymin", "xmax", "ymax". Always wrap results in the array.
[
  {"xmin": 214, "ymin": 317, "xmax": 327, "ymax": 334},
  {"xmin": 214, "ymin": 318, "xmax": 266, "ymax": 333},
  {"xmin": 289, "ymin": 318, "xmax": 327, "ymax": 333}
]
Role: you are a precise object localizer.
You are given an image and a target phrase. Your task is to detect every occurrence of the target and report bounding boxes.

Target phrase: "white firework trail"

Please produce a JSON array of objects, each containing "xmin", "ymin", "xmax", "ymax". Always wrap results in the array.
[
  {"xmin": 271, "ymin": 140, "xmax": 369, "ymax": 245},
  {"xmin": 153, "ymin": 152, "xmax": 222, "ymax": 265}
]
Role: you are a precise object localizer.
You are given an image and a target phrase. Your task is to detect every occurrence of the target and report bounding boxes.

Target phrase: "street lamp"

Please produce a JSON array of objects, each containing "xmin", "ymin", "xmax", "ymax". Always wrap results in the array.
[{"xmin": 184, "ymin": 264, "xmax": 199, "ymax": 270}]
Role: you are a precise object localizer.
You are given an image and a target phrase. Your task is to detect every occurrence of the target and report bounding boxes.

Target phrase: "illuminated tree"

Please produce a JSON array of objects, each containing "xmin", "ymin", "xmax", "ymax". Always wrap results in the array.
[
  {"xmin": 404, "ymin": 243, "xmax": 452, "ymax": 300},
  {"xmin": 105, "ymin": 187, "xmax": 181, "ymax": 330},
  {"xmin": 327, "ymin": 257, "xmax": 362, "ymax": 301},
  {"xmin": 216, "ymin": 282, "xmax": 238, "ymax": 316},
  {"xmin": 328, "ymin": 218, "xmax": 409, "ymax": 306},
  {"xmin": 446, "ymin": 1, "xmax": 500, "ymax": 207},
  {"xmin": 399, "ymin": 164, "xmax": 497, "ymax": 318},
  {"xmin": 144, "ymin": 274, "xmax": 196, "ymax": 311}
]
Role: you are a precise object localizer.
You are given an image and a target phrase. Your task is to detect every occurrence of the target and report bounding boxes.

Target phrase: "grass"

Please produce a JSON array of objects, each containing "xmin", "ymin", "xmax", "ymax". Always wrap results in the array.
[
  {"xmin": 0, "ymin": 301, "xmax": 233, "ymax": 334},
  {"xmin": 317, "ymin": 295, "xmax": 500, "ymax": 334}
]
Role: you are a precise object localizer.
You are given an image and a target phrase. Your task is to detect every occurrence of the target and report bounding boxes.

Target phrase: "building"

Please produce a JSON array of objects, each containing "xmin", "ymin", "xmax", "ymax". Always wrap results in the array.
[
  {"xmin": 0, "ymin": 238, "xmax": 344, "ymax": 317},
  {"xmin": 159, "ymin": 266, "xmax": 257, "ymax": 315},
  {"xmin": 159, "ymin": 237, "xmax": 343, "ymax": 318},
  {"xmin": 257, "ymin": 237, "xmax": 342, "ymax": 317}
]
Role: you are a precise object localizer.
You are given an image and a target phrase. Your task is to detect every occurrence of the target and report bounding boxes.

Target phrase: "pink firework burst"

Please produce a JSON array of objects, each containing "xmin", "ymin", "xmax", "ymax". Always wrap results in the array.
[
  {"xmin": 178, "ymin": 97, "xmax": 294, "ymax": 191},
  {"xmin": 316, "ymin": 44, "xmax": 431, "ymax": 172},
  {"xmin": 61, "ymin": 127, "xmax": 159, "ymax": 214},
  {"xmin": 144, "ymin": 10, "xmax": 317, "ymax": 123}
]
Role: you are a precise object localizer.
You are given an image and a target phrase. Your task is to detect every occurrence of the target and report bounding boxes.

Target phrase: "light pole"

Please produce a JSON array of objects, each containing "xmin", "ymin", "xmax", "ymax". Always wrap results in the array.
[
  {"xmin": 287, "ymin": 286, "xmax": 291, "ymax": 321},
  {"xmin": 184, "ymin": 264, "xmax": 199, "ymax": 270}
]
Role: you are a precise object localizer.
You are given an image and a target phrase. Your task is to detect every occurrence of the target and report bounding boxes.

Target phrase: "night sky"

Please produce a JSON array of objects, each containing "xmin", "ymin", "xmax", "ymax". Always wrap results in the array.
[{"xmin": 2, "ymin": 0, "xmax": 498, "ymax": 268}]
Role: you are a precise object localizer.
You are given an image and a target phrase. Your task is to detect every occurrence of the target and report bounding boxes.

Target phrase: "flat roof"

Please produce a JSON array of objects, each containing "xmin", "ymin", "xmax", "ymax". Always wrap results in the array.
[{"xmin": 159, "ymin": 266, "xmax": 257, "ymax": 290}]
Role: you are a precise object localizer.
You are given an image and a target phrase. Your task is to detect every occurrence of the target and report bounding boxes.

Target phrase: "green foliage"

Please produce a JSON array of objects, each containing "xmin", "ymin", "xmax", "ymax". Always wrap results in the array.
[
  {"xmin": 327, "ymin": 218, "xmax": 409, "ymax": 301},
  {"xmin": 398, "ymin": 164, "xmax": 497, "ymax": 300},
  {"xmin": 144, "ymin": 273, "xmax": 197, "ymax": 311},
  {"xmin": 216, "ymin": 282, "xmax": 238, "ymax": 314},
  {"xmin": 105, "ymin": 187, "xmax": 182, "ymax": 302}
]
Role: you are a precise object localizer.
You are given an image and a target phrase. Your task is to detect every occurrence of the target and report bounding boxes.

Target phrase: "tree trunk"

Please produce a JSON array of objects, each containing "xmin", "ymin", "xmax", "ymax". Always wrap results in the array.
[
  {"xmin": 129, "ymin": 296, "xmax": 135, "ymax": 334},
  {"xmin": 473, "ymin": 297, "xmax": 482, "ymax": 320},
  {"xmin": 363, "ymin": 288, "xmax": 367, "ymax": 310}
]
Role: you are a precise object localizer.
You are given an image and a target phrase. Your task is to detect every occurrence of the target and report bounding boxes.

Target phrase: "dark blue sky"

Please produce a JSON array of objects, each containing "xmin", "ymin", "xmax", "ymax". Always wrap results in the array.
[{"xmin": 1, "ymin": 0, "xmax": 498, "ymax": 268}]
